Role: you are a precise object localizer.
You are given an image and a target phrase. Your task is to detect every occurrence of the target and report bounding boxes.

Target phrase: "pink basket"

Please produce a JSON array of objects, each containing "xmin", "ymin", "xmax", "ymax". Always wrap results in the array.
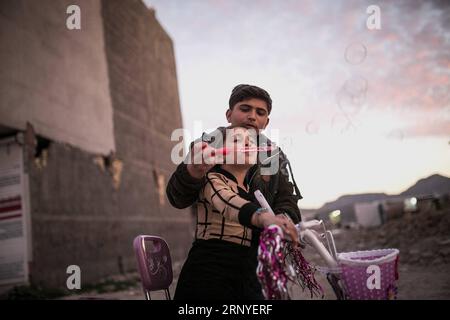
[{"xmin": 337, "ymin": 249, "xmax": 399, "ymax": 300}]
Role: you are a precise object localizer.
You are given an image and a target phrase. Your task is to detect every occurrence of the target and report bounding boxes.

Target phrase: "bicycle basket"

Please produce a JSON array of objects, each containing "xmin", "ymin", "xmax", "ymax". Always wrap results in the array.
[{"xmin": 337, "ymin": 248, "xmax": 399, "ymax": 300}]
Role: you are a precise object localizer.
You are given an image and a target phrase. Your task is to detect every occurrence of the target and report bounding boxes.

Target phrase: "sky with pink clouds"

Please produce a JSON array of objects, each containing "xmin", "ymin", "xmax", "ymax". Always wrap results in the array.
[{"xmin": 144, "ymin": 0, "xmax": 450, "ymax": 208}]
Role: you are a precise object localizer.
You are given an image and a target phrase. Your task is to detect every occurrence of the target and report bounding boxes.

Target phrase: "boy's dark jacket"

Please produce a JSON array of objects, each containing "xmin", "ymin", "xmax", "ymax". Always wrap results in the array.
[{"xmin": 166, "ymin": 127, "xmax": 303, "ymax": 224}]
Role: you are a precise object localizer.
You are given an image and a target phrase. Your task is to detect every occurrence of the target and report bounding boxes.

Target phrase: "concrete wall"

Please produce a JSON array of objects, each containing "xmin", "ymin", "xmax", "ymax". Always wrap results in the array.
[
  {"xmin": 1, "ymin": 0, "xmax": 193, "ymax": 288},
  {"xmin": 0, "ymin": 0, "xmax": 115, "ymax": 155},
  {"xmin": 100, "ymin": 0, "xmax": 193, "ymax": 280}
]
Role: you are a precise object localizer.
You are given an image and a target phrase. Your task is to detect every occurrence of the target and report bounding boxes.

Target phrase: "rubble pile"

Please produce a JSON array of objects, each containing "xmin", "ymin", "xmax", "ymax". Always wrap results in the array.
[{"xmin": 331, "ymin": 206, "xmax": 450, "ymax": 266}]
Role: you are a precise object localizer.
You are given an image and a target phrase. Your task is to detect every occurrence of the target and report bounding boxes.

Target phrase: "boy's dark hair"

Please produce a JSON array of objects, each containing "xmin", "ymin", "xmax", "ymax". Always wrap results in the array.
[{"xmin": 228, "ymin": 84, "xmax": 272, "ymax": 114}]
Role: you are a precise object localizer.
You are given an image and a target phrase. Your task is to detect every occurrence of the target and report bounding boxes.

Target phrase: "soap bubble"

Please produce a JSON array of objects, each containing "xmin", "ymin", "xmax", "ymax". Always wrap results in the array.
[
  {"xmin": 305, "ymin": 120, "xmax": 320, "ymax": 135},
  {"xmin": 336, "ymin": 75, "xmax": 368, "ymax": 115},
  {"xmin": 345, "ymin": 43, "xmax": 367, "ymax": 65},
  {"xmin": 331, "ymin": 113, "xmax": 356, "ymax": 134},
  {"xmin": 279, "ymin": 136, "xmax": 294, "ymax": 149},
  {"xmin": 387, "ymin": 129, "xmax": 404, "ymax": 141},
  {"xmin": 430, "ymin": 85, "xmax": 450, "ymax": 105}
]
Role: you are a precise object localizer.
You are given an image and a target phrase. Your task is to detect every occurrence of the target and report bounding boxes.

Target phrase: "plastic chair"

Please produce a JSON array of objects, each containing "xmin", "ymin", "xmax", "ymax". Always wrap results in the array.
[{"xmin": 133, "ymin": 235, "xmax": 173, "ymax": 300}]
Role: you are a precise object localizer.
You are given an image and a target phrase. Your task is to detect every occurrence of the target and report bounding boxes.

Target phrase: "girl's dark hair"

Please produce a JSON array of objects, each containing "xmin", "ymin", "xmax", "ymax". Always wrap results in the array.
[{"xmin": 228, "ymin": 84, "xmax": 272, "ymax": 114}]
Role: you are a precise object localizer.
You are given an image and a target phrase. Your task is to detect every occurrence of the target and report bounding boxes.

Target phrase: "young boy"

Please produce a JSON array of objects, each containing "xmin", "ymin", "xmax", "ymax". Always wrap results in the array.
[
  {"xmin": 174, "ymin": 126, "xmax": 297, "ymax": 300},
  {"xmin": 167, "ymin": 84, "xmax": 303, "ymax": 225}
]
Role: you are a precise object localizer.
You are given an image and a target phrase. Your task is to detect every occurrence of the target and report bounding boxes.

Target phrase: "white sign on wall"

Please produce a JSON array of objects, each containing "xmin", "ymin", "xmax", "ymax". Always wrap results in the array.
[{"xmin": 0, "ymin": 138, "xmax": 29, "ymax": 286}]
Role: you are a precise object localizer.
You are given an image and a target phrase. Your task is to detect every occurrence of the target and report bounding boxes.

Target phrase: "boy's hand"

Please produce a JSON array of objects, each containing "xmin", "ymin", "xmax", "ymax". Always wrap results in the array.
[{"xmin": 186, "ymin": 141, "xmax": 221, "ymax": 179}]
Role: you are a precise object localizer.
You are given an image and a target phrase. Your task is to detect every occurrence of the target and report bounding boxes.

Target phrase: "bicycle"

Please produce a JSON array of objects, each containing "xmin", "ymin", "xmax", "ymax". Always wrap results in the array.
[{"xmin": 254, "ymin": 190, "xmax": 400, "ymax": 300}]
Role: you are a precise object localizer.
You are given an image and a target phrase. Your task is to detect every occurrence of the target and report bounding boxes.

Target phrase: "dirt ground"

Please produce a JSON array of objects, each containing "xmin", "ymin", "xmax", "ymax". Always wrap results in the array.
[
  {"xmin": 293, "ymin": 204, "xmax": 450, "ymax": 300},
  {"xmin": 60, "ymin": 262, "xmax": 450, "ymax": 300}
]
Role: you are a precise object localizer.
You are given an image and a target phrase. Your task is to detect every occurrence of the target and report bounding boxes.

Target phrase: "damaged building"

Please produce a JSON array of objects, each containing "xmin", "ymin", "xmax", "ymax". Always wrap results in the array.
[{"xmin": 0, "ymin": 0, "xmax": 193, "ymax": 291}]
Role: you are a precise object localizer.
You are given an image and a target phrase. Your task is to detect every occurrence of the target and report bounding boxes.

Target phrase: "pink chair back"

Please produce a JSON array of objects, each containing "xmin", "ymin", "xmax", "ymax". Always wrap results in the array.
[{"xmin": 133, "ymin": 235, "xmax": 173, "ymax": 300}]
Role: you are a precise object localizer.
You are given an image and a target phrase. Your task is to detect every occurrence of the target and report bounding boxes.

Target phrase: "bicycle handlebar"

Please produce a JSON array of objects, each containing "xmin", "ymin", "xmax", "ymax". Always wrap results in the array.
[
  {"xmin": 254, "ymin": 190, "xmax": 338, "ymax": 268},
  {"xmin": 298, "ymin": 228, "xmax": 338, "ymax": 268}
]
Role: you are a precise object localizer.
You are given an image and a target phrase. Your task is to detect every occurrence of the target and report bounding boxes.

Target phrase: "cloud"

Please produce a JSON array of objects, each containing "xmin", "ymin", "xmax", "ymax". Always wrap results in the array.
[{"xmin": 149, "ymin": 0, "xmax": 449, "ymax": 139}]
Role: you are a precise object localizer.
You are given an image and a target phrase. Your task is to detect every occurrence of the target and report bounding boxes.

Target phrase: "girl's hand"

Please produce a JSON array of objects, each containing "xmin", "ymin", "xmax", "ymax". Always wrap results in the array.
[
  {"xmin": 186, "ymin": 142, "xmax": 222, "ymax": 179},
  {"xmin": 252, "ymin": 211, "xmax": 299, "ymax": 248}
]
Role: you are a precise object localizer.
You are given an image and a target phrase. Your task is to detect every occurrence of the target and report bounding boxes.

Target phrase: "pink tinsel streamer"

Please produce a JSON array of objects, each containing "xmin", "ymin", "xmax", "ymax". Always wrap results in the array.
[
  {"xmin": 285, "ymin": 243, "xmax": 324, "ymax": 298},
  {"xmin": 257, "ymin": 225, "xmax": 290, "ymax": 300},
  {"xmin": 257, "ymin": 225, "xmax": 324, "ymax": 299}
]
